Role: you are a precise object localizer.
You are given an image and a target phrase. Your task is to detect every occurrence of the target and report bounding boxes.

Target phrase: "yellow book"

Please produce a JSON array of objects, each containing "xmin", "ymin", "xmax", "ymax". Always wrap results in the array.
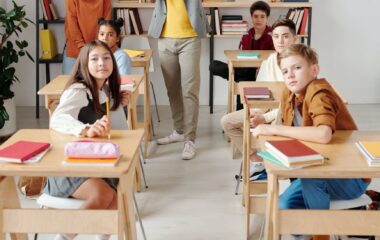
[
  {"xmin": 40, "ymin": 29, "xmax": 57, "ymax": 59},
  {"xmin": 124, "ymin": 49, "xmax": 144, "ymax": 58},
  {"xmin": 63, "ymin": 156, "xmax": 120, "ymax": 167},
  {"xmin": 358, "ymin": 141, "xmax": 380, "ymax": 159}
]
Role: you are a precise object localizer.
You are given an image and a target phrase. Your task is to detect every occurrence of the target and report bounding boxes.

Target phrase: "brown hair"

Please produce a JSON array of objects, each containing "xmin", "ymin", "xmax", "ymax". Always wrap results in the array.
[
  {"xmin": 272, "ymin": 18, "xmax": 296, "ymax": 36},
  {"xmin": 278, "ymin": 43, "xmax": 319, "ymax": 66},
  {"xmin": 250, "ymin": 1, "xmax": 270, "ymax": 16},
  {"xmin": 66, "ymin": 40, "xmax": 121, "ymax": 113}
]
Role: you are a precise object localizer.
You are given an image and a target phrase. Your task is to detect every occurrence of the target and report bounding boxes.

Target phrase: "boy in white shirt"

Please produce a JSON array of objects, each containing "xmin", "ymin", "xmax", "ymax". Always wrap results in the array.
[{"xmin": 220, "ymin": 19, "xmax": 297, "ymax": 178}]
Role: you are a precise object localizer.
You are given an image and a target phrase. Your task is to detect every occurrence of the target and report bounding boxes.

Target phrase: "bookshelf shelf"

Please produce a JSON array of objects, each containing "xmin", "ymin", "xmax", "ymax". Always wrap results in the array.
[
  {"xmin": 38, "ymin": 18, "xmax": 65, "ymax": 24},
  {"xmin": 38, "ymin": 54, "xmax": 63, "ymax": 64},
  {"xmin": 113, "ymin": 2, "xmax": 312, "ymax": 8}
]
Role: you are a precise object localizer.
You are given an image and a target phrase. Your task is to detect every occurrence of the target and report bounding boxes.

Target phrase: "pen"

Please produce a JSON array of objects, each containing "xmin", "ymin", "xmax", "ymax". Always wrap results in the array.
[{"xmin": 106, "ymin": 97, "xmax": 111, "ymax": 140}]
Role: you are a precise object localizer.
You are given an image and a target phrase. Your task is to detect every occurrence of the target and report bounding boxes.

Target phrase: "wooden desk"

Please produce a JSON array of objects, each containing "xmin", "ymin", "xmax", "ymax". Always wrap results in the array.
[
  {"xmin": 260, "ymin": 131, "xmax": 380, "ymax": 239},
  {"xmin": 224, "ymin": 50, "xmax": 274, "ymax": 113},
  {"xmin": 239, "ymin": 81, "xmax": 285, "ymax": 239},
  {"xmin": 131, "ymin": 49, "xmax": 153, "ymax": 158},
  {"xmin": 0, "ymin": 129, "xmax": 144, "ymax": 240},
  {"xmin": 37, "ymin": 74, "xmax": 144, "ymax": 130}
]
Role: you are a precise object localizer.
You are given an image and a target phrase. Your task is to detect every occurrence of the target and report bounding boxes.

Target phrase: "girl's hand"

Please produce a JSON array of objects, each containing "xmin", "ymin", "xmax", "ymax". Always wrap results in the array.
[
  {"xmin": 86, "ymin": 115, "xmax": 110, "ymax": 137},
  {"xmin": 251, "ymin": 124, "xmax": 276, "ymax": 138},
  {"xmin": 120, "ymin": 90, "xmax": 131, "ymax": 107}
]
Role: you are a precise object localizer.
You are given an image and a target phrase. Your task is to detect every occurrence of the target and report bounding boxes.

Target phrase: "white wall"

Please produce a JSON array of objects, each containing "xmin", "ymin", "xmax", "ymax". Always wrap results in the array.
[{"xmin": 9, "ymin": 0, "xmax": 380, "ymax": 107}]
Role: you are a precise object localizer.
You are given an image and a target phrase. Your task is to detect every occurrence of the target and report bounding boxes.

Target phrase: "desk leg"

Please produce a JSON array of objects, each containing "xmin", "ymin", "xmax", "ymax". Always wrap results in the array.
[
  {"xmin": 118, "ymin": 157, "xmax": 138, "ymax": 240},
  {"xmin": 264, "ymin": 173, "xmax": 276, "ymax": 240},
  {"xmin": 228, "ymin": 62, "xmax": 235, "ymax": 113},
  {"xmin": 143, "ymin": 65, "xmax": 152, "ymax": 158},
  {"xmin": 0, "ymin": 177, "xmax": 28, "ymax": 240},
  {"xmin": 272, "ymin": 176, "xmax": 280, "ymax": 240}
]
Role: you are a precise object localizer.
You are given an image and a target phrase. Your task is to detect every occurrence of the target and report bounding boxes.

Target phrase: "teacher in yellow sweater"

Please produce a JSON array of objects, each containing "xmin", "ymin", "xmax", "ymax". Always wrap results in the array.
[{"xmin": 148, "ymin": 0, "xmax": 211, "ymax": 160}]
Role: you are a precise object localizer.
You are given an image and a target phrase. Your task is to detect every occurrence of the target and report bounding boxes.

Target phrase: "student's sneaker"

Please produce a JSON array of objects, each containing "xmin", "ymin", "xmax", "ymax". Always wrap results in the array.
[
  {"xmin": 250, "ymin": 170, "xmax": 267, "ymax": 181},
  {"xmin": 249, "ymin": 162, "xmax": 265, "ymax": 176},
  {"xmin": 182, "ymin": 140, "xmax": 196, "ymax": 160},
  {"xmin": 157, "ymin": 130, "xmax": 184, "ymax": 145}
]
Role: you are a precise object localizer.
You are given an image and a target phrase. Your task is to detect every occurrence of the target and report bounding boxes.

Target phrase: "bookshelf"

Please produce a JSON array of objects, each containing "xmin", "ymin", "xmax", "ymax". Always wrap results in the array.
[
  {"xmin": 112, "ymin": 1, "xmax": 312, "ymax": 113},
  {"xmin": 35, "ymin": 1, "xmax": 64, "ymax": 118}
]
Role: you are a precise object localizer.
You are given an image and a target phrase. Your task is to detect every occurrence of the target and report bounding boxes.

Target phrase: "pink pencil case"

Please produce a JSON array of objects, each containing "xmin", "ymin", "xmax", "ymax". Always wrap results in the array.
[{"xmin": 64, "ymin": 140, "xmax": 120, "ymax": 159}]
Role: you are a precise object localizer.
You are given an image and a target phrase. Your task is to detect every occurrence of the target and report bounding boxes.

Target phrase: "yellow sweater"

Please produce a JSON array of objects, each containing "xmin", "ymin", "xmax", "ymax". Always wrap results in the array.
[{"xmin": 161, "ymin": 0, "xmax": 197, "ymax": 38}]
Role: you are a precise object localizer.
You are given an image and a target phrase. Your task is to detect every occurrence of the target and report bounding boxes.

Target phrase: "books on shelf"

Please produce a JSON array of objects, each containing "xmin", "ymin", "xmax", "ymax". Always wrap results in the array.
[
  {"xmin": 264, "ymin": 139, "xmax": 324, "ymax": 167},
  {"xmin": 237, "ymin": 52, "xmax": 261, "ymax": 59},
  {"xmin": 0, "ymin": 141, "xmax": 51, "ymax": 163},
  {"xmin": 40, "ymin": 29, "xmax": 58, "ymax": 59},
  {"xmin": 120, "ymin": 75, "xmax": 135, "ymax": 89},
  {"xmin": 243, "ymin": 87, "xmax": 270, "ymax": 99},
  {"xmin": 116, "ymin": 8, "xmax": 143, "ymax": 35},
  {"xmin": 129, "ymin": 9, "xmax": 143, "ymax": 35},
  {"xmin": 286, "ymin": 7, "xmax": 309, "ymax": 35},
  {"xmin": 356, "ymin": 141, "xmax": 380, "ymax": 167},
  {"xmin": 214, "ymin": 8, "xmax": 221, "ymax": 35}
]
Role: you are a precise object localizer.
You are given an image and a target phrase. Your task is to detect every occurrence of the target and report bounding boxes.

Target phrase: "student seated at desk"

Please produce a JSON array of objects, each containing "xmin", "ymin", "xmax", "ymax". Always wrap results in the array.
[
  {"xmin": 46, "ymin": 40, "xmax": 130, "ymax": 240},
  {"xmin": 251, "ymin": 44, "xmax": 369, "ymax": 240},
  {"xmin": 98, "ymin": 17, "xmax": 132, "ymax": 75},
  {"xmin": 209, "ymin": 1, "xmax": 275, "ymax": 110},
  {"xmin": 220, "ymin": 19, "xmax": 297, "ymax": 180}
]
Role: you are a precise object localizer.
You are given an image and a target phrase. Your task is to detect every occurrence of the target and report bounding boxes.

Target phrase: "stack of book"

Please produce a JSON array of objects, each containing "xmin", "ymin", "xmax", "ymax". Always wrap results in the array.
[
  {"xmin": 0, "ymin": 140, "xmax": 51, "ymax": 164},
  {"xmin": 221, "ymin": 15, "xmax": 248, "ymax": 35},
  {"xmin": 285, "ymin": 7, "xmax": 309, "ymax": 35},
  {"xmin": 120, "ymin": 75, "xmax": 135, "ymax": 90},
  {"xmin": 115, "ymin": 8, "xmax": 143, "ymax": 35},
  {"xmin": 258, "ymin": 139, "xmax": 324, "ymax": 169},
  {"xmin": 356, "ymin": 141, "xmax": 380, "ymax": 167},
  {"xmin": 63, "ymin": 141, "xmax": 121, "ymax": 167},
  {"xmin": 243, "ymin": 86, "xmax": 270, "ymax": 100}
]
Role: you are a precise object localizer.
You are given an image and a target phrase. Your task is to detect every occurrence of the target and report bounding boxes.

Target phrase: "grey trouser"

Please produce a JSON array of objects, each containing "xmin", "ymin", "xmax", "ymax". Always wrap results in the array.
[{"xmin": 158, "ymin": 37, "xmax": 201, "ymax": 142}]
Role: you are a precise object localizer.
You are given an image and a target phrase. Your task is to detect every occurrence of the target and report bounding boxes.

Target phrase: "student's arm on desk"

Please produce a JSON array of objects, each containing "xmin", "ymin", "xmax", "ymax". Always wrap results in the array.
[{"xmin": 251, "ymin": 124, "xmax": 333, "ymax": 144}]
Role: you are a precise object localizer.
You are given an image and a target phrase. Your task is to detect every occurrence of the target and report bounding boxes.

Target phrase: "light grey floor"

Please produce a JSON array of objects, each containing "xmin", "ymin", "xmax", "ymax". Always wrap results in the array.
[{"xmin": 13, "ymin": 104, "xmax": 380, "ymax": 240}]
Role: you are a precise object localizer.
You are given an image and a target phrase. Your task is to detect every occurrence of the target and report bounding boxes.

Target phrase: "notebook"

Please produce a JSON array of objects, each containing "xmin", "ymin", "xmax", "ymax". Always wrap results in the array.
[
  {"xmin": 124, "ymin": 49, "xmax": 144, "ymax": 58},
  {"xmin": 237, "ymin": 52, "xmax": 260, "ymax": 59},
  {"xmin": 62, "ymin": 155, "xmax": 121, "ymax": 167},
  {"xmin": 0, "ymin": 141, "xmax": 51, "ymax": 163},
  {"xmin": 243, "ymin": 87, "xmax": 270, "ymax": 99}
]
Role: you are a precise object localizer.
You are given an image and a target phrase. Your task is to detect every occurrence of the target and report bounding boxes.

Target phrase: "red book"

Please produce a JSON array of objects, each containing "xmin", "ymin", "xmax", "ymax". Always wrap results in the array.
[
  {"xmin": 243, "ymin": 87, "xmax": 270, "ymax": 99},
  {"xmin": 43, "ymin": 0, "xmax": 53, "ymax": 20},
  {"xmin": 0, "ymin": 141, "xmax": 51, "ymax": 163},
  {"xmin": 120, "ymin": 75, "xmax": 135, "ymax": 89},
  {"xmin": 299, "ymin": 8, "xmax": 309, "ymax": 35},
  {"xmin": 265, "ymin": 139, "xmax": 324, "ymax": 163}
]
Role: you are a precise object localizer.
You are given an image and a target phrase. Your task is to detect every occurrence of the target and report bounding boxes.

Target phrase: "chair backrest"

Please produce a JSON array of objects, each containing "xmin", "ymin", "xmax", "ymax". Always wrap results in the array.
[{"xmin": 37, "ymin": 193, "xmax": 85, "ymax": 209}]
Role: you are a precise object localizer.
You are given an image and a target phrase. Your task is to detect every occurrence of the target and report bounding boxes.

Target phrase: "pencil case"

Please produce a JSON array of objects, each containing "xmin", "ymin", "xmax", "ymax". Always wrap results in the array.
[{"xmin": 64, "ymin": 140, "xmax": 120, "ymax": 159}]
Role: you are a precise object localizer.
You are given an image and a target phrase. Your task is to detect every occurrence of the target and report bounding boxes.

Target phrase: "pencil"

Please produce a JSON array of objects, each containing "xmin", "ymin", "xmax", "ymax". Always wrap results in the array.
[{"xmin": 106, "ymin": 97, "xmax": 111, "ymax": 139}]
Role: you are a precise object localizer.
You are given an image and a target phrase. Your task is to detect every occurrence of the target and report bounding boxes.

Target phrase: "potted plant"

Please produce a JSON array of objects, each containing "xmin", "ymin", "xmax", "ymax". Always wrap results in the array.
[{"xmin": 0, "ymin": 1, "xmax": 33, "ymax": 135}]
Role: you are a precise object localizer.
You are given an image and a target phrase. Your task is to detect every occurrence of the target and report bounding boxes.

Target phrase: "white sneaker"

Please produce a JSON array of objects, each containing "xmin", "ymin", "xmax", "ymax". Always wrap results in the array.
[
  {"xmin": 249, "ymin": 162, "xmax": 265, "ymax": 176},
  {"xmin": 182, "ymin": 141, "xmax": 196, "ymax": 160},
  {"xmin": 157, "ymin": 130, "xmax": 184, "ymax": 145}
]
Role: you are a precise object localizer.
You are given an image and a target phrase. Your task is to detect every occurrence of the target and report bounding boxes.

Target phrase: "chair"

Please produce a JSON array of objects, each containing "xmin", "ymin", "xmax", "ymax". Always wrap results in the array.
[{"xmin": 35, "ymin": 193, "xmax": 147, "ymax": 240}]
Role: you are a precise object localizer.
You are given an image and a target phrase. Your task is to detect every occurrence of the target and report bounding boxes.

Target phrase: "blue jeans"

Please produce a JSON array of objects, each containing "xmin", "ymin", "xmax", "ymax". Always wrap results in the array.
[
  {"xmin": 280, "ymin": 178, "xmax": 369, "ymax": 209},
  {"xmin": 62, "ymin": 49, "xmax": 76, "ymax": 75}
]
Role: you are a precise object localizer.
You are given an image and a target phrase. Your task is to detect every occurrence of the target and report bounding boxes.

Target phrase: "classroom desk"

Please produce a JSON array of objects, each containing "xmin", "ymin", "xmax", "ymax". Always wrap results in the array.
[
  {"xmin": 239, "ymin": 81, "xmax": 285, "ymax": 239},
  {"xmin": 131, "ymin": 50, "xmax": 153, "ymax": 158},
  {"xmin": 259, "ymin": 131, "xmax": 380, "ymax": 240},
  {"xmin": 37, "ymin": 74, "xmax": 143, "ymax": 131},
  {"xmin": 0, "ymin": 128, "xmax": 144, "ymax": 240},
  {"xmin": 224, "ymin": 50, "xmax": 274, "ymax": 113}
]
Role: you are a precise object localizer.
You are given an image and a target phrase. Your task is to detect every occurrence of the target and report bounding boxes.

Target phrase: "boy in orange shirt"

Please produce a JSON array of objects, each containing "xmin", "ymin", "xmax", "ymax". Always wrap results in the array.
[{"xmin": 252, "ymin": 44, "xmax": 369, "ymax": 240}]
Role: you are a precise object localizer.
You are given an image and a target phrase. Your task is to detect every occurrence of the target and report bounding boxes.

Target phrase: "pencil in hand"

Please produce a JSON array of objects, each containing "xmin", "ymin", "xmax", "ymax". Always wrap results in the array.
[{"xmin": 106, "ymin": 97, "xmax": 111, "ymax": 139}]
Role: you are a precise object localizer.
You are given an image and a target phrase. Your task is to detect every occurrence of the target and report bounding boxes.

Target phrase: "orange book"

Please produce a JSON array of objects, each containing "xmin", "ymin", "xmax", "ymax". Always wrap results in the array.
[
  {"xmin": 63, "ymin": 156, "xmax": 120, "ymax": 167},
  {"xmin": 243, "ymin": 87, "xmax": 270, "ymax": 99},
  {"xmin": 0, "ymin": 141, "xmax": 51, "ymax": 163}
]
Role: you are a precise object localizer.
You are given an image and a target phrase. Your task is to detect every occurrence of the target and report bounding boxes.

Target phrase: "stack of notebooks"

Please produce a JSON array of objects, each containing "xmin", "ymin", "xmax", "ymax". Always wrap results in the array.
[
  {"xmin": 237, "ymin": 52, "xmax": 261, "ymax": 60},
  {"xmin": 356, "ymin": 141, "xmax": 380, "ymax": 167},
  {"xmin": 221, "ymin": 15, "xmax": 248, "ymax": 35},
  {"xmin": 0, "ymin": 140, "xmax": 51, "ymax": 164},
  {"xmin": 63, "ymin": 141, "xmax": 121, "ymax": 167},
  {"xmin": 243, "ymin": 86, "xmax": 270, "ymax": 100},
  {"xmin": 120, "ymin": 75, "xmax": 135, "ymax": 90},
  {"xmin": 258, "ymin": 139, "xmax": 324, "ymax": 169}
]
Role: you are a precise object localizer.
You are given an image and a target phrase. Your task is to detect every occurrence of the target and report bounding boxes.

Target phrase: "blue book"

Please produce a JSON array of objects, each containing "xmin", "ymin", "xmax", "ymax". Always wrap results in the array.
[{"xmin": 237, "ymin": 52, "xmax": 260, "ymax": 59}]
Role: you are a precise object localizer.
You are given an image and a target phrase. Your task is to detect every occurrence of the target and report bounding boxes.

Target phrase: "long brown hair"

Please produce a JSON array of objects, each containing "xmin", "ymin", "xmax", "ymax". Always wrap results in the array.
[{"xmin": 66, "ymin": 40, "xmax": 121, "ymax": 113}]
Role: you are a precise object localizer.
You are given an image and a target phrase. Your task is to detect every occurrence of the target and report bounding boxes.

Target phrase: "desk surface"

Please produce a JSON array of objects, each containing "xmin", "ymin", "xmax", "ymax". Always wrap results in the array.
[
  {"xmin": 224, "ymin": 50, "xmax": 274, "ymax": 67},
  {"xmin": 259, "ymin": 131, "xmax": 380, "ymax": 178},
  {"xmin": 38, "ymin": 74, "xmax": 144, "ymax": 96},
  {"xmin": 0, "ymin": 129, "xmax": 144, "ymax": 178},
  {"xmin": 131, "ymin": 49, "xmax": 152, "ymax": 67}
]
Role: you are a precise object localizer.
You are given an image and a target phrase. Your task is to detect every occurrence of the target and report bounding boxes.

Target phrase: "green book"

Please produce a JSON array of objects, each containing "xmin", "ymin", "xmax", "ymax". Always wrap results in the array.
[
  {"xmin": 257, "ymin": 151, "xmax": 289, "ymax": 169},
  {"xmin": 237, "ymin": 52, "xmax": 260, "ymax": 59}
]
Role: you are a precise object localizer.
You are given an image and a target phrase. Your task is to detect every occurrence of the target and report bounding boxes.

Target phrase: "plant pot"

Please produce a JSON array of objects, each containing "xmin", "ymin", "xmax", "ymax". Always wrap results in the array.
[{"xmin": 0, "ymin": 98, "xmax": 16, "ymax": 137}]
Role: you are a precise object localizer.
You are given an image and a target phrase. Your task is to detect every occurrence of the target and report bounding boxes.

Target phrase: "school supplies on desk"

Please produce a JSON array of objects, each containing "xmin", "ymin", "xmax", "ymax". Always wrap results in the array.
[
  {"xmin": 243, "ymin": 87, "xmax": 270, "ymax": 99},
  {"xmin": 258, "ymin": 150, "xmax": 323, "ymax": 169},
  {"xmin": 120, "ymin": 75, "xmax": 135, "ymax": 89},
  {"xmin": 264, "ymin": 139, "xmax": 324, "ymax": 168},
  {"xmin": 124, "ymin": 49, "xmax": 144, "ymax": 58},
  {"xmin": 356, "ymin": 141, "xmax": 380, "ymax": 167},
  {"xmin": 0, "ymin": 141, "xmax": 51, "ymax": 163},
  {"xmin": 63, "ymin": 140, "xmax": 120, "ymax": 167},
  {"xmin": 237, "ymin": 52, "xmax": 260, "ymax": 59}
]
